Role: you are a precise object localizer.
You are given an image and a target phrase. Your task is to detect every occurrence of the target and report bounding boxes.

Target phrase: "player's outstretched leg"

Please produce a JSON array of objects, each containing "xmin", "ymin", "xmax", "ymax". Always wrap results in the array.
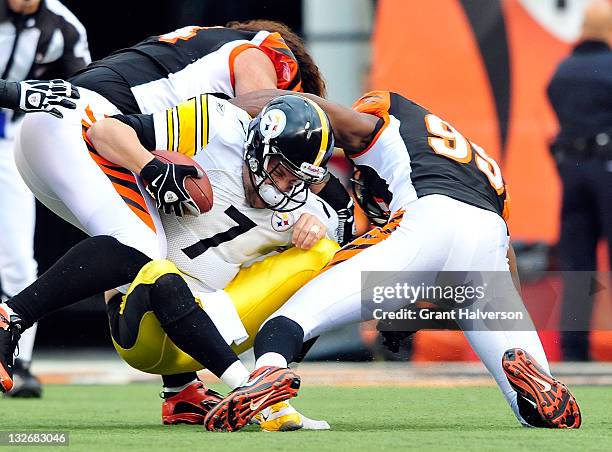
[
  {"xmin": 503, "ymin": 348, "xmax": 581, "ymax": 428},
  {"xmin": 161, "ymin": 381, "xmax": 224, "ymax": 425},
  {"xmin": 0, "ymin": 305, "xmax": 24, "ymax": 393},
  {"xmin": 204, "ymin": 366, "xmax": 301, "ymax": 432}
]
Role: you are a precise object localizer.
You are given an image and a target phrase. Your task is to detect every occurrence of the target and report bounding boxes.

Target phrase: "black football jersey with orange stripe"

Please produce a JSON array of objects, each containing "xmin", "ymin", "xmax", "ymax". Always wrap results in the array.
[
  {"xmin": 70, "ymin": 26, "xmax": 302, "ymax": 115},
  {"xmin": 351, "ymin": 91, "xmax": 509, "ymax": 220}
]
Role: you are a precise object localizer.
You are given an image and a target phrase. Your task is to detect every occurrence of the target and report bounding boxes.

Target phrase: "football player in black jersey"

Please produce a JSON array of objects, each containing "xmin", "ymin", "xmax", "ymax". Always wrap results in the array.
[{"xmin": 210, "ymin": 88, "xmax": 582, "ymax": 431}]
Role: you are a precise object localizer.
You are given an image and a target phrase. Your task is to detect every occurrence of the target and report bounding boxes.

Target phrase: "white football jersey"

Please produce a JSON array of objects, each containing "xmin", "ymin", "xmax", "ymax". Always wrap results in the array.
[{"xmin": 151, "ymin": 95, "xmax": 339, "ymax": 292}]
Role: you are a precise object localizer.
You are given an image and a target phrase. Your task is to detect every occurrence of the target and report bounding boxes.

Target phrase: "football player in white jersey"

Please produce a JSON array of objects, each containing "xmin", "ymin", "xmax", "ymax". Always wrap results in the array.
[
  {"xmin": 0, "ymin": 92, "xmax": 346, "ymax": 431},
  {"xmin": 0, "ymin": 20, "xmax": 351, "ymax": 412},
  {"xmin": 0, "ymin": 21, "xmax": 342, "ymax": 398},
  {"xmin": 90, "ymin": 93, "xmax": 341, "ymax": 430},
  {"xmin": 201, "ymin": 89, "xmax": 582, "ymax": 431}
]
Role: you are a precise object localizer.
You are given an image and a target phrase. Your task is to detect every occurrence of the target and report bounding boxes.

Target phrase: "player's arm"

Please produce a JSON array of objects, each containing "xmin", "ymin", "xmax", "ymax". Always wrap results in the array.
[
  {"xmin": 232, "ymin": 89, "xmax": 379, "ymax": 153},
  {"xmin": 233, "ymin": 48, "xmax": 278, "ymax": 95},
  {"xmin": 86, "ymin": 116, "xmax": 154, "ymax": 173},
  {"xmin": 87, "ymin": 114, "xmax": 202, "ymax": 216},
  {"xmin": 89, "ymin": 92, "xmax": 228, "ymax": 169},
  {"xmin": 89, "ymin": 92, "xmax": 231, "ymax": 171}
]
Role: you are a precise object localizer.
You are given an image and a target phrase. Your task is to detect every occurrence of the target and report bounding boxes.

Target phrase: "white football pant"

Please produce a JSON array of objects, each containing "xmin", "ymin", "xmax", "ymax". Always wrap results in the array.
[
  {"xmin": 0, "ymin": 133, "xmax": 38, "ymax": 363},
  {"xmin": 262, "ymin": 194, "xmax": 549, "ymax": 426},
  {"xmin": 14, "ymin": 88, "xmax": 164, "ymax": 261}
]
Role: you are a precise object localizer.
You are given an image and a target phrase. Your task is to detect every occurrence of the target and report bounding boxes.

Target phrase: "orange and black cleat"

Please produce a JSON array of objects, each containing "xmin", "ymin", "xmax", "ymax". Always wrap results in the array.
[
  {"xmin": 204, "ymin": 366, "xmax": 301, "ymax": 432},
  {"xmin": 162, "ymin": 381, "xmax": 223, "ymax": 425},
  {"xmin": 503, "ymin": 348, "xmax": 581, "ymax": 429},
  {"xmin": 0, "ymin": 306, "xmax": 22, "ymax": 393}
]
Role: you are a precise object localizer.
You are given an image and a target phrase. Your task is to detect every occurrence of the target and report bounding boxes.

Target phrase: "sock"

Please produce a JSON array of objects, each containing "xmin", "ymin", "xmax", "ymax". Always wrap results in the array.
[
  {"xmin": 254, "ymin": 316, "xmax": 305, "ymax": 365},
  {"xmin": 162, "ymin": 372, "xmax": 198, "ymax": 393},
  {"xmin": 220, "ymin": 360, "xmax": 250, "ymax": 389},
  {"xmin": 162, "ymin": 378, "xmax": 198, "ymax": 395},
  {"xmin": 150, "ymin": 274, "xmax": 240, "ymax": 378},
  {"xmin": 0, "ymin": 303, "xmax": 16, "ymax": 318},
  {"xmin": 7, "ymin": 236, "xmax": 150, "ymax": 328},
  {"xmin": 16, "ymin": 322, "xmax": 37, "ymax": 362},
  {"xmin": 255, "ymin": 352, "xmax": 288, "ymax": 369}
]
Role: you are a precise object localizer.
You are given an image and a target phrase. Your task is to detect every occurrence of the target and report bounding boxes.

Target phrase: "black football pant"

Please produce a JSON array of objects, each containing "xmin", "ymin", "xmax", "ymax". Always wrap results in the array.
[{"xmin": 557, "ymin": 157, "xmax": 612, "ymax": 360}]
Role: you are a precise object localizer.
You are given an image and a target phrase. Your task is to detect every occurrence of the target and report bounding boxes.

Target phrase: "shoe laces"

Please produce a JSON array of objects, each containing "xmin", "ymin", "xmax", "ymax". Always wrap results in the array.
[{"xmin": 0, "ymin": 317, "xmax": 22, "ymax": 362}]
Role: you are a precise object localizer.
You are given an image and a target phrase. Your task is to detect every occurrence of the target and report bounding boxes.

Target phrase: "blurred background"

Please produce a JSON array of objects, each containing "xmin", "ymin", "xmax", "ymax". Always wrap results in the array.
[{"xmin": 4, "ymin": 0, "xmax": 612, "ymax": 364}]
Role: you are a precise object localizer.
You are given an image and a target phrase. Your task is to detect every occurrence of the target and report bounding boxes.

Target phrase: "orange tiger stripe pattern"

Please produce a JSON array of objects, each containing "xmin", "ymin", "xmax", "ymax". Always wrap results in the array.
[
  {"xmin": 320, "ymin": 210, "xmax": 405, "ymax": 274},
  {"xmin": 81, "ymin": 110, "xmax": 156, "ymax": 232}
]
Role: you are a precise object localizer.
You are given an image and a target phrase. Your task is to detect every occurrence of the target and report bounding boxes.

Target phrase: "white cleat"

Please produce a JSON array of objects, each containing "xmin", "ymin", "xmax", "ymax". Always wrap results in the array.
[{"xmin": 253, "ymin": 401, "xmax": 330, "ymax": 432}]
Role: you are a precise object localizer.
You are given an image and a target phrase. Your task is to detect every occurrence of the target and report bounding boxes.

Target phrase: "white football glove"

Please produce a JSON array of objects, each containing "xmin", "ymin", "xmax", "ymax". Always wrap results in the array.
[{"xmin": 18, "ymin": 79, "xmax": 80, "ymax": 118}]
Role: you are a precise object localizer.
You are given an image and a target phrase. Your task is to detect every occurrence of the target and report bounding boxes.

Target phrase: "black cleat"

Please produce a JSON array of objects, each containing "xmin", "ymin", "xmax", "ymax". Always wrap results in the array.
[
  {"xmin": 5, "ymin": 359, "xmax": 42, "ymax": 398},
  {"xmin": 0, "ymin": 306, "xmax": 23, "ymax": 393}
]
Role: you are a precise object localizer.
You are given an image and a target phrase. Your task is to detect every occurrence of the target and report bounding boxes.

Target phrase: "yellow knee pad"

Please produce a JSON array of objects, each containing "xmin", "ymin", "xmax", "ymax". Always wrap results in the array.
[
  {"xmin": 112, "ymin": 241, "xmax": 340, "ymax": 375},
  {"xmin": 112, "ymin": 259, "xmax": 205, "ymax": 374}
]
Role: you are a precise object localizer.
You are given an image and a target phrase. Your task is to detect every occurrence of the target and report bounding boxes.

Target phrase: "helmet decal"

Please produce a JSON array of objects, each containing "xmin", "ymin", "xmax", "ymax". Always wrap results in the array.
[
  {"xmin": 260, "ymin": 109, "xmax": 287, "ymax": 139},
  {"xmin": 303, "ymin": 97, "xmax": 331, "ymax": 166}
]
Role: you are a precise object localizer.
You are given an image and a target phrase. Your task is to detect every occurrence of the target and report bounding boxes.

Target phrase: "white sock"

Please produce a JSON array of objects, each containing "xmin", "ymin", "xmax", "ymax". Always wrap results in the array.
[
  {"xmin": 16, "ymin": 322, "xmax": 37, "ymax": 363},
  {"xmin": 163, "ymin": 379, "xmax": 198, "ymax": 394},
  {"xmin": 220, "ymin": 361, "xmax": 250, "ymax": 390},
  {"xmin": 255, "ymin": 352, "xmax": 288, "ymax": 369},
  {"xmin": 0, "ymin": 303, "xmax": 16, "ymax": 318}
]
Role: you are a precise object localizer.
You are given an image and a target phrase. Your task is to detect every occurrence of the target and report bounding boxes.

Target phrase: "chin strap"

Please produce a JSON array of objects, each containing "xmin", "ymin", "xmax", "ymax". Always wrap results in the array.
[{"xmin": 258, "ymin": 180, "xmax": 285, "ymax": 206}]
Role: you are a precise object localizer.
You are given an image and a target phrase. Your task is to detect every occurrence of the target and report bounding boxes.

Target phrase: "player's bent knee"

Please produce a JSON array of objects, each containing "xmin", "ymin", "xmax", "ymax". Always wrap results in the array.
[
  {"xmin": 129, "ymin": 259, "xmax": 182, "ymax": 291},
  {"xmin": 111, "ymin": 261, "xmax": 205, "ymax": 375}
]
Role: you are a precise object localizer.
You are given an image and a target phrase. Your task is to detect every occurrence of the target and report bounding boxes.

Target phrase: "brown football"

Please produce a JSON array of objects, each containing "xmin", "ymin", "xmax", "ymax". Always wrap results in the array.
[{"xmin": 150, "ymin": 150, "xmax": 213, "ymax": 213}]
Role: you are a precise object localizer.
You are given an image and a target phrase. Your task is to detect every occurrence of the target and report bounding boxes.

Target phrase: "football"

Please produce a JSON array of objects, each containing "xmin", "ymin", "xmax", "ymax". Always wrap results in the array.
[{"xmin": 151, "ymin": 150, "xmax": 214, "ymax": 213}]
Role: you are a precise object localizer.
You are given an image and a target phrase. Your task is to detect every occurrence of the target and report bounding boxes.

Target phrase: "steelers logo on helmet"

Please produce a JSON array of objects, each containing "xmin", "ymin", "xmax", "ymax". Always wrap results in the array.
[
  {"xmin": 260, "ymin": 109, "xmax": 287, "ymax": 139},
  {"xmin": 271, "ymin": 211, "xmax": 295, "ymax": 232},
  {"xmin": 244, "ymin": 94, "xmax": 335, "ymax": 212}
]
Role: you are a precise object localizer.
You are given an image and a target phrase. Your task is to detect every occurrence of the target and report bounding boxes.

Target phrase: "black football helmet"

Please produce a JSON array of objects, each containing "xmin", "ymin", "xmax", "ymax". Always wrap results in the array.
[
  {"xmin": 350, "ymin": 167, "xmax": 391, "ymax": 226},
  {"xmin": 244, "ymin": 94, "xmax": 334, "ymax": 211}
]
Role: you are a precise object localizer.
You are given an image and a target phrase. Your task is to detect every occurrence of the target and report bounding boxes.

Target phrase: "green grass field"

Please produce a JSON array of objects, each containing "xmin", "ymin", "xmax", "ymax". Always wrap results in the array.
[{"xmin": 3, "ymin": 384, "xmax": 611, "ymax": 451}]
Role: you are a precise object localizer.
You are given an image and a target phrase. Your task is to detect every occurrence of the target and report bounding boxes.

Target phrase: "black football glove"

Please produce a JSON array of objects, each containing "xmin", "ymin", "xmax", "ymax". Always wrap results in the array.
[
  {"xmin": 140, "ymin": 158, "xmax": 203, "ymax": 217},
  {"xmin": 18, "ymin": 79, "xmax": 80, "ymax": 118}
]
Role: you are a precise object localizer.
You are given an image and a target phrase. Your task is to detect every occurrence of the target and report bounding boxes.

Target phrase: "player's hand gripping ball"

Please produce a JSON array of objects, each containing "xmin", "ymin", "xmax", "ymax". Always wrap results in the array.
[{"xmin": 140, "ymin": 150, "xmax": 213, "ymax": 216}]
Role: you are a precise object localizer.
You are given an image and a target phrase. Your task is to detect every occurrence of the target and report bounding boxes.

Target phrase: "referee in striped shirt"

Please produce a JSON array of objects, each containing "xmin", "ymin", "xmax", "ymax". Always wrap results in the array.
[{"xmin": 0, "ymin": 0, "xmax": 90, "ymax": 398}]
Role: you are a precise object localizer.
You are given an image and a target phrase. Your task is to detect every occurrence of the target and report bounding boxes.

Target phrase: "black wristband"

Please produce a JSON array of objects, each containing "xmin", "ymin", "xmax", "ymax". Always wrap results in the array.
[{"xmin": 0, "ymin": 80, "xmax": 21, "ymax": 110}]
